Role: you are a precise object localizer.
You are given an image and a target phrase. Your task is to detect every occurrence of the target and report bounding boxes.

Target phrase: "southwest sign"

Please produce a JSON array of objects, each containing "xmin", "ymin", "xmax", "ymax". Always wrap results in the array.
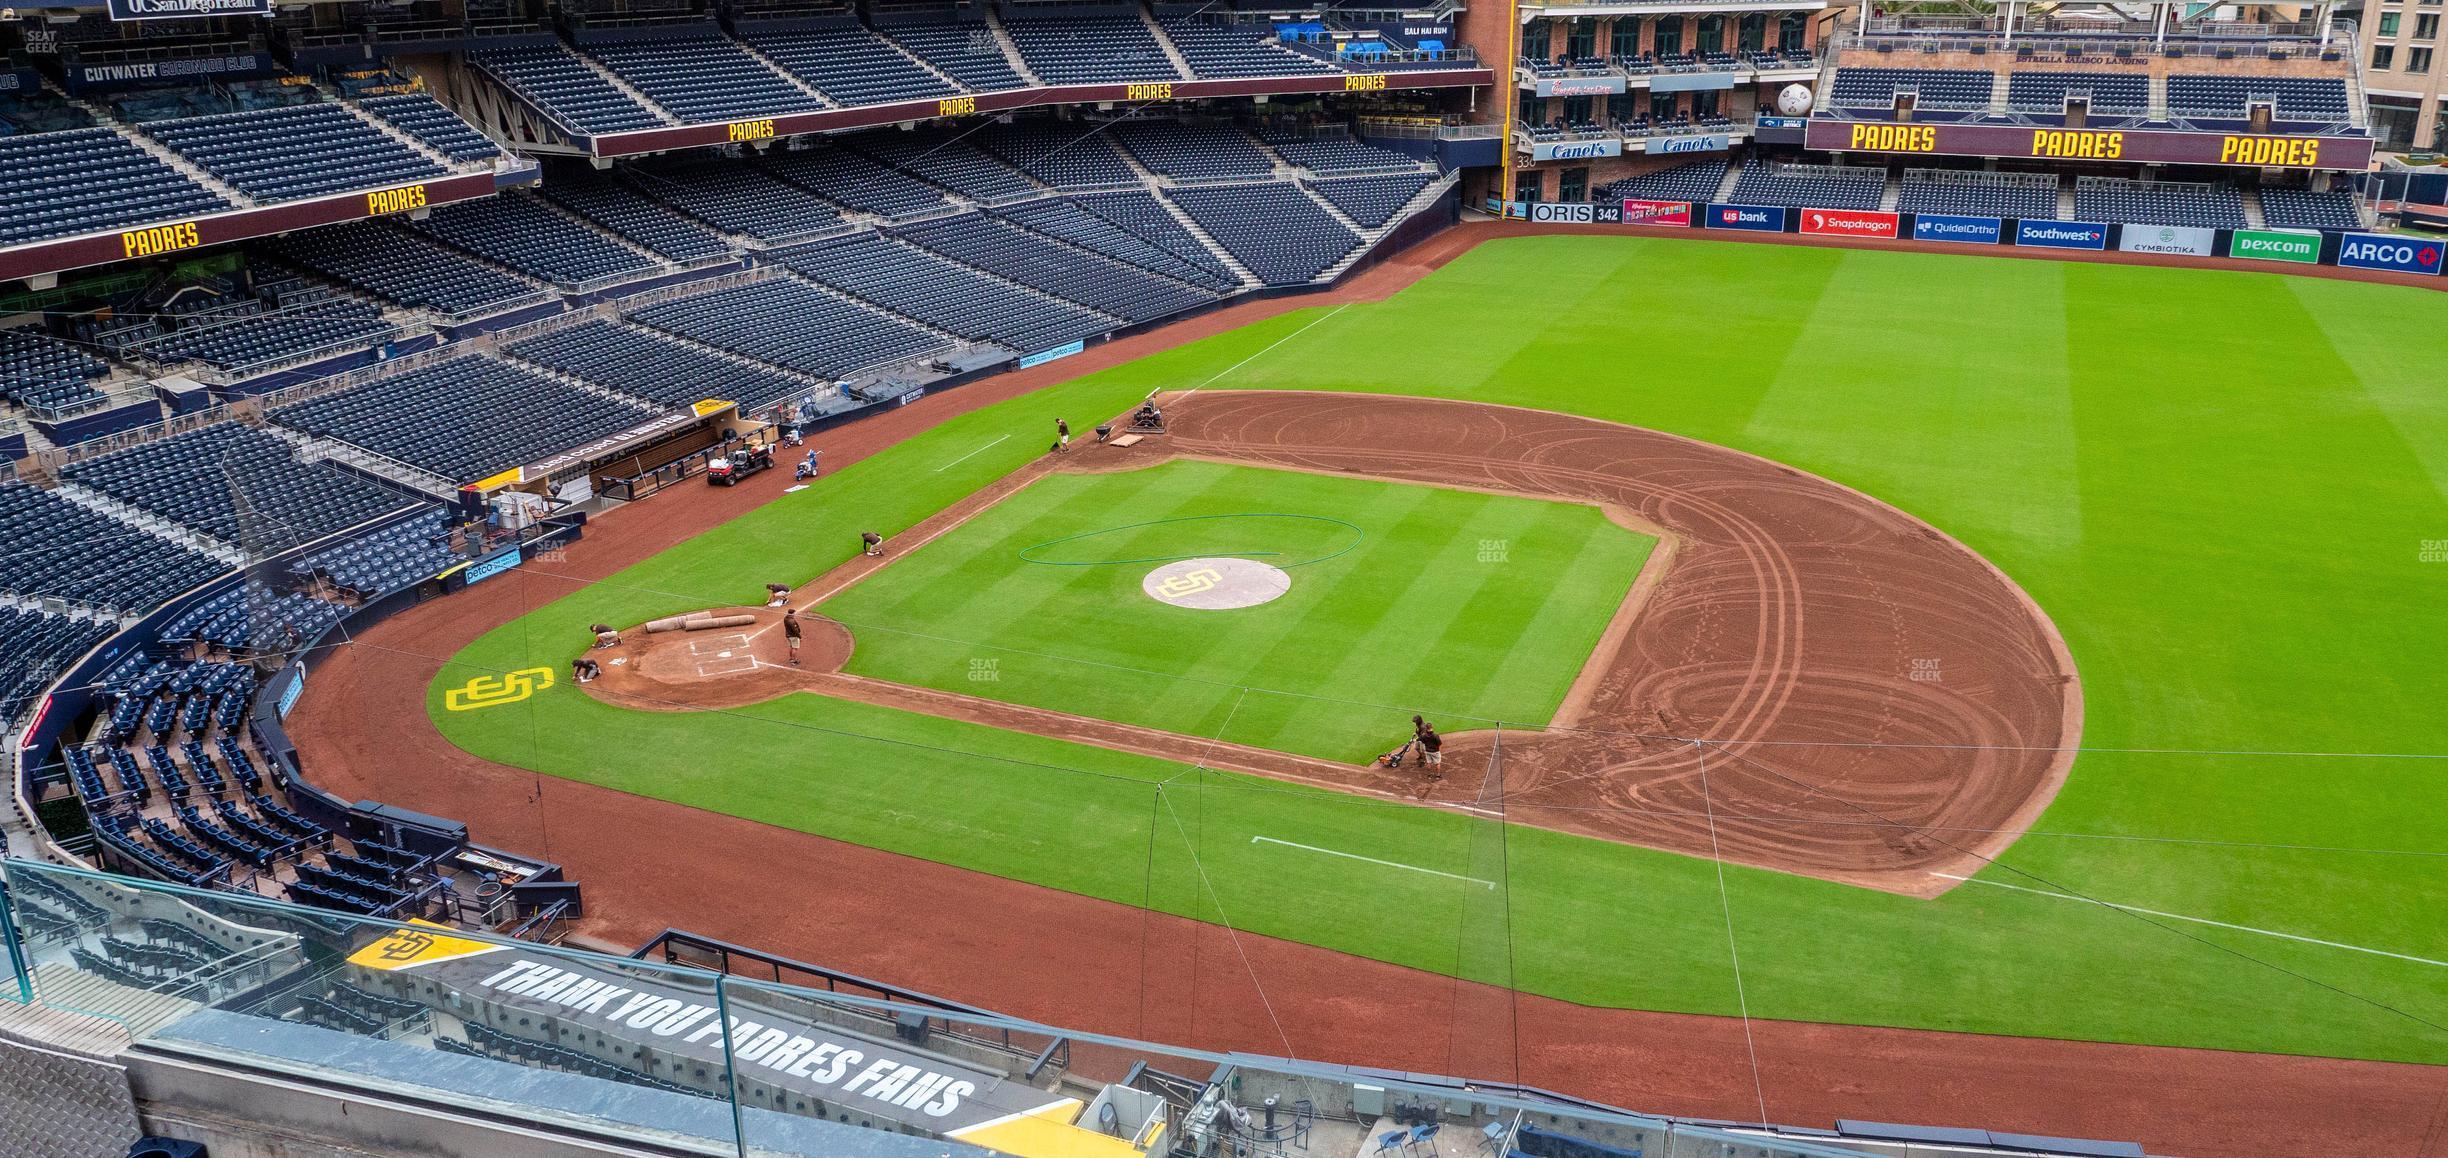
[
  {"xmin": 1805, "ymin": 119, "xmax": 2373, "ymax": 171},
  {"xmin": 2015, "ymin": 220, "xmax": 2110, "ymax": 251},
  {"xmin": 2334, "ymin": 232, "xmax": 2445, "ymax": 275},
  {"xmin": 2228, "ymin": 228, "xmax": 2321, "ymax": 264}
]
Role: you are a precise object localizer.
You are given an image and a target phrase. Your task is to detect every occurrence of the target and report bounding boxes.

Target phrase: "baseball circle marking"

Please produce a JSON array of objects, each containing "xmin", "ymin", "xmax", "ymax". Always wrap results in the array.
[{"xmin": 1142, "ymin": 557, "xmax": 1291, "ymax": 611}]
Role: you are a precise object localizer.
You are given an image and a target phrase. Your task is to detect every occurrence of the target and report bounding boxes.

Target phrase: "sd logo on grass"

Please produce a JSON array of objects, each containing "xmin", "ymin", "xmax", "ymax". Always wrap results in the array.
[
  {"xmin": 445, "ymin": 667, "xmax": 556, "ymax": 711},
  {"xmin": 1152, "ymin": 567, "xmax": 1224, "ymax": 599}
]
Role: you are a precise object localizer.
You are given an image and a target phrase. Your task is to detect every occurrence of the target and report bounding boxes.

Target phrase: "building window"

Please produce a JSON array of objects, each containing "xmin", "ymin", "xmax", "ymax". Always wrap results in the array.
[
  {"xmin": 1693, "ymin": 89, "xmax": 1721, "ymax": 117},
  {"xmin": 2380, "ymin": 11, "xmax": 2400, "ymax": 34},
  {"xmin": 1515, "ymin": 173, "xmax": 1543, "ymax": 203},
  {"xmin": 2418, "ymin": 13, "xmax": 2440, "ymax": 37},
  {"xmin": 1567, "ymin": 18, "xmax": 1597, "ymax": 60},
  {"xmin": 2412, "ymin": 46, "xmax": 2436, "ymax": 70},
  {"xmin": 1779, "ymin": 13, "xmax": 1808, "ymax": 52},
  {"xmin": 1738, "ymin": 13, "xmax": 1767, "ymax": 52},
  {"xmin": 1560, "ymin": 167, "xmax": 1589, "ymax": 202},
  {"xmin": 1651, "ymin": 91, "xmax": 1679, "ymax": 119},
  {"xmin": 1562, "ymin": 95, "xmax": 1592, "ymax": 124},
  {"xmin": 1697, "ymin": 15, "xmax": 1725, "ymax": 54},
  {"xmin": 2375, "ymin": 45, "xmax": 2397, "ymax": 69},
  {"xmin": 1522, "ymin": 20, "xmax": 1551, "ymax": 59},
  {"xmin": 1610, "ymin": 17, "xmax": 1641, "ymax": 58},
  {"xmin": 1653, "ymin": 18, "xmax": 1683, "ymax": 55}
]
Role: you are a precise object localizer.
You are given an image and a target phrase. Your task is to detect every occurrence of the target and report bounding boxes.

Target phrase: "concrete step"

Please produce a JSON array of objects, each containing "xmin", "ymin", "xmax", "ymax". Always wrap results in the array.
[{"xmin": 27, "ymin": 962, "xmax": 204, "ymax": 1040}]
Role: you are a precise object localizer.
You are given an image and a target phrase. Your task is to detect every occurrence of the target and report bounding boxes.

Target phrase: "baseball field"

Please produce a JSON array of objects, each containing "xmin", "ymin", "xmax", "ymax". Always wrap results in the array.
[{"xmin": 427, "ymin": 234, "xmax": 2448, "ymax": 1074}]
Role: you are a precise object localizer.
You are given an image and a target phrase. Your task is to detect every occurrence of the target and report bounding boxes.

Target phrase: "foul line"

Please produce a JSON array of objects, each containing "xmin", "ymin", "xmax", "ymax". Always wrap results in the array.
[
  {"xmin": 1251, "ymin": 836, "xmax": 1496, "ymax": 889},
  {"xmin": 935, "ymin": 434, "xmax": 1010, "ymax": 472},
  {"xmin": 1933, "ymin": 873, "xmax": 2448, "ymax": 969},
  {"xmin": 1180, "ymin": 303, "xmax": 1352, "ymax": 396}
]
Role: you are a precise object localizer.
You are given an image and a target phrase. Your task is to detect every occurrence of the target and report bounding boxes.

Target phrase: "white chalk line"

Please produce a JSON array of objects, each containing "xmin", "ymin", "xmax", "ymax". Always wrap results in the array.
[
  {"xmin": 935, "ymin": 433, "xmax": 1011, "ymax": 472},
  {"xmin": 1180, "ymin": 303, "xmax": 1353, "ymax": 397},
  {"xmin": 1251, "ymin": 836, "xmax": 1496, "ymax": 889},
  {"xmin": 1933, "ymin": 873, "xmax": 2448, "ymax": 969}
]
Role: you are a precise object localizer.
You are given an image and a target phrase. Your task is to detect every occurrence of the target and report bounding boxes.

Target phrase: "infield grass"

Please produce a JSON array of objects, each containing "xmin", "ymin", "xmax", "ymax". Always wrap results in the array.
[
  {"xmin": 434, "ymin": 235, "xmax": 2448, "ymax": 1066},
  {"xmin": 816, "ymin": 460, "xmax": 1652, "ymax": 761}
]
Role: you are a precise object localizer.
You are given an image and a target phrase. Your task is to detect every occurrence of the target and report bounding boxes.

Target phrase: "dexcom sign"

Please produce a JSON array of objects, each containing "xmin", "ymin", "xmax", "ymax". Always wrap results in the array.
[{"xmin": 2334, "ymin": 233, "xmax": 2445, "ymax": 276}]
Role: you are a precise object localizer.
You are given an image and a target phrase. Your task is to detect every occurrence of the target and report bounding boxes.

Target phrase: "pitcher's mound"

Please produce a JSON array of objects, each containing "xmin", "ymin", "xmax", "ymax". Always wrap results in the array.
[{"xmin": 1142, "ymin": 557, "xmax": 1291, "ymax": 610}]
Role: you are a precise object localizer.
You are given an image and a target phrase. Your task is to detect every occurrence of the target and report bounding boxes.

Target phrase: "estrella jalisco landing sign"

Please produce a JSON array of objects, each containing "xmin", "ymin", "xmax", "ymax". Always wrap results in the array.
[{"xmin": 1806, "ymin": 119, "xmax": 2373, "ymax": 171}]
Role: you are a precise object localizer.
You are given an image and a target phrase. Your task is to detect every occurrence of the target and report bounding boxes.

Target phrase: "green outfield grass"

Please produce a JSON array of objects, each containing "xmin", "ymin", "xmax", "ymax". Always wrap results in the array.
[
  {"xmin": 815, "ymin": 460, "xmax": 1652, "ymax": 761},
  {"xmin": 432, "ymin": 235, "xmax": 2448, "ymax": 1065}
]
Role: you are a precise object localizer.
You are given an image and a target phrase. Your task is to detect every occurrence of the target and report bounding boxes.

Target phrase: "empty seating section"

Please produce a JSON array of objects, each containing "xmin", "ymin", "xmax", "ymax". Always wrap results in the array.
[
  {"xmin": 540, "ymin": 176, "xmax": 731, "ymax": 261},
  {"xmin": 893, "ymin": 213, "xmax": 1217, "ymax": 322},
  {"xmin": 977, "ymin": 123, "xmax": 1139, "ymax": 190},
  {"xmin": 2006, "ymin": 71, "xmax": 2147, "ymax": 115},
  {"xmin": 357, "ymin": 94, "xmax": 503, "ymax": 162},
  {"xmin": 1166, "ymin": 182, "xmax": 1359, "ymax": 285},
  {"xmin": 0, "ymin": 127, "xmax": 229, "ymax": 247},
  {"xmin": 1160, "ymin": 17, "xmax": 1326, "ymax": 78},
  {"xmin": 776, "ymin": 232, "xmax": 1110, "ymax": 352},
  {"xmin": 1896, "ymin": 170, "xmax": 2058, "ymax": 219},
  {"xmin": 473, "ymin": 46, "xmax": 667, "ymax": 134},
  {"xmin": 1829, "ymin": 67, "xmax": 1993, "ymax": 111},
  {"xmin": 879, "ymin": 20, "xmax": 1026, "ymax": 92},
  {"xmin": 509, "ymin": 318, "xmax": 812, "ymax": 410},
  {"xmin": 587, "ymin": 29, "xmax": 825, "ymax": 123},
  {"xmin": 1267, "ymin": 134, "xmax": 1419, "ymax": 175},
  {"xmin": 746, "ymin": 26, "xmax": 958, "ymax": 106},
  {"xmin": 2073, "ymin": 177, "xmax": 2245, "ymax": 228},
  {"xmin": 1729, "ymin": 162, "xmax": 1884, "ymax": 210},
  {"xmin": 160, "ymin": 582, "xmax": 348, "ymax": 650},
  {"xmin": 2168, "ymin": 74, "xmax": 2348, "ymax": 121},
  {"xmin": 268, "ymin": 223, "xmax": 545, "ymax": 317},
  {"xmin": 999, "ymin": 195, "xmax": 1236, "ymax": 288},
  {"xmin": 63, "ymin": 423, "xmax": 418, "ymax": 550},
  {"xmin": 145, "ymin": 103, "xmax": 444, "ymax": 203},
  {"xmin": 629, "ymin": 278, "xmax": 942, "ymax": 378},
  {"xmin": 406, "ymin": 195, "xmax": 658, "ymax": 287},
  {"xmin": 272, "ymin": 355, "xmax": 655, "ymax": 484},
  {"xmin": 1599, "ymin": 159, "xmax": 1729, "ymax": 203},
  {"xmin": 854, "ymin": 133, "xmax": 1039, "ymax": 202},
  {"xmin": 628, "ymin": 162, "xmax": 845, "ymax": 241},
  {"xmin": 290, "ymin": 509, "xmax": 459, "ymax": 597},
  {"xmin": 0, "ymin": 483, "xmax": 224, "ymax": 612},
  {"xmin": 1114, "ymin": 121, "xmax": 1273, "ymax": 181},
  {"xmin": 137, "ymin": 298, "xmax": 394, "ymax": 373},
  {"xmin": 762, "ymin": 145, "xmax": 951, "ymax": 220},
  {"xmin": 2258, "ymin": 186, "xmax": 2363, "ymax": 230},
  {"xmin": 1308, "ymin": 172, "xmax": 1435, "ymax": 229},
  {"xmin": 0, "ymin": 326, "xmax": 112, "ymax": 411},
  {"xmin": 1003, "ymin": 15, "xmax": 1183, "ymax": 84},
  {"xmin": 0, "ymin": 609, "xmax": 115, "ymax": 728}
]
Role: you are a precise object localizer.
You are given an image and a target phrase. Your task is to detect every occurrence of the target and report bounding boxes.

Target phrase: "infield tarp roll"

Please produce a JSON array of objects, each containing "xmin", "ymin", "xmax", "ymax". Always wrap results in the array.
[{"xmin": 682, "ymin": 614, "xmax": 758, "ymax": 631}]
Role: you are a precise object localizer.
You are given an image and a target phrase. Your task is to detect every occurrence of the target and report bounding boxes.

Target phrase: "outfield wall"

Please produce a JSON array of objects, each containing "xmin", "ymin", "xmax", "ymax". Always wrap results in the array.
[{"xmin": 1491, "ymin": 199, "xmax": 2448, "ymax": 284}]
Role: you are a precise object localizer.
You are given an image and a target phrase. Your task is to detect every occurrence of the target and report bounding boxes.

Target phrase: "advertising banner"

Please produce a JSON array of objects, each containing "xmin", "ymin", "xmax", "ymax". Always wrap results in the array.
[
  {"xmin": 1805, "ymin": 119, "xmax": 2374, "ymax": 172},
  {"xmin": 108, "ymin": 0, "xmax": 270, "ymax": 19},
  {"xmin": 1911, "ymin": 213, "xmax": 2002, "ymax": 245},
  {"xmin": 2118, "ymin": 224, "xmax": 2217, "ymax": 256},
  {"xmin": 1529, "ymin": 138, "xmax": 1622, "ymax": 162},
  {"xmin": 1651, "ymin": 134, "xmax": 1730, "ymax": 155},
  {"xmin": 1621, "ymin": 199, "xmax": 1692, "ymax": 227},
  {"xmin": 1704, "ymin": 203, "xmax": 1785, "ymax": 232},
  {"xmin": 2014, "ymin": 219, "xmax": 2110, "ymax": 250},
  {"xmin": 2334, "ymin": 232, "xmax": 2445, "ymax": 276},
  {"xmin": 2227, "ymin": 228, "xmax": 2321, "ymax": 264},
  {"xmin": 1527, "ymin": 201, "xmax": 1598, "ymax": 224},
  {"xmin": 1651, "ymin": 72, "xmax": 1737, "ymax": 93},
  {"xmin": 1018, "ymin": 340, "xmax": 1085, "ymax": 368},
  {"xmin": 1798, "ymin": 207, "xmax": 1900, "ymax": 239},
  {"xmin": 1532, "ymin": 75, "xmax": 1626, "ymax": 97}
]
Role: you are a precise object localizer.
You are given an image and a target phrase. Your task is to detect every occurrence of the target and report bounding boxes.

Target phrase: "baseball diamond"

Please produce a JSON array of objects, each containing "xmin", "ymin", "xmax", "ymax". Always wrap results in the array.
[{"xmin": 7, "ymin": 11, "xmax": 2448, "ymax": 1149}]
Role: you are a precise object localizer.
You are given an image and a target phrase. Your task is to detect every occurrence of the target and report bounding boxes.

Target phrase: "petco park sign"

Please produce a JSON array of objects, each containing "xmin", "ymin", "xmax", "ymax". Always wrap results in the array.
[{"xmin": 1805, "ymin": 119, "xmax": 2373, "ymax": 171}]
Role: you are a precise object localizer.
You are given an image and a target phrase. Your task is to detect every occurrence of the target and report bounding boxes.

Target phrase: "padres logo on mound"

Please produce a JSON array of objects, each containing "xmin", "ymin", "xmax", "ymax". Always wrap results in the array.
[
  {"xmin": 1152, "ymin": 567, "xmax": 1224, "ymax": 599},
  {"xmin": 445, "ymin": 666, "xmax": 556, "ymax": 711},
  {"xmin": 1142, "ymin": 558, "xmax": 1291, "ymax": 611}
]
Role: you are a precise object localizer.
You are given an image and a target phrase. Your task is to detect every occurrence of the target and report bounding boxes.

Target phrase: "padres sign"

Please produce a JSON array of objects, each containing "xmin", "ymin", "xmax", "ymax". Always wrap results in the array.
[{"xmin": 445, "ymin": 666, "xmax": 556, "ymax": 711}]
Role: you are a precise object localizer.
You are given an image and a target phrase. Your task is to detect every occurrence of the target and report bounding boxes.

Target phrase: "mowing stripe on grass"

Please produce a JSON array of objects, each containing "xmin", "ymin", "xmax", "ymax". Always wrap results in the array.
[
  {"xmin": 1253, "ymin": 836, "xmax": 1497, "ymax": 888},
  {"xmin": 1933, "ymin": 874, "xmax": 2448, "ymax": 968},
  {"xmin": 936, "ymin": 434, "xmax": 1011, "ymax": 472}
]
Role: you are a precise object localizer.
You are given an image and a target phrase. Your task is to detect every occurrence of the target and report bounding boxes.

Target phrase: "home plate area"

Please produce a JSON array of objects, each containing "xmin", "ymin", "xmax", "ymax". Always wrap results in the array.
[{"xmin": 687, "ymin": 632, "xmax": 762, "ymax": 677}]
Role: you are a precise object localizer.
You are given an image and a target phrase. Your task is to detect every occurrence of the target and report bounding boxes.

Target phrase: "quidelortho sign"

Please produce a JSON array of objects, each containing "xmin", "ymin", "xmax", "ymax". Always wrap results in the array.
[
  {"xmin": 1911, "ymin": 213, "xmax": 2003, "ymax": 245},
  {"xmin": 2334, "ymin": 232, "xmax": 2446, "ymax": 275},
  {"xmin": 1530, "ymin": 138, "xmax": 1623, "ymax": 162},
  {"xmin": 2228, "ymin": 228, "xmax": 2322, "ymax": 264},
  {"xmin": 2118, "ymin": 224, "xmax": 2217, "ymax": 257}
]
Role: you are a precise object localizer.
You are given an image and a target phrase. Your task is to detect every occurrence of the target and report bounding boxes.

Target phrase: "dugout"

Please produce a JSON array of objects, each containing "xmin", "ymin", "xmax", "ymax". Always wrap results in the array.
[{"xmin": 456, "ymin": 399, "xmax": 764, "ymax": 507}]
